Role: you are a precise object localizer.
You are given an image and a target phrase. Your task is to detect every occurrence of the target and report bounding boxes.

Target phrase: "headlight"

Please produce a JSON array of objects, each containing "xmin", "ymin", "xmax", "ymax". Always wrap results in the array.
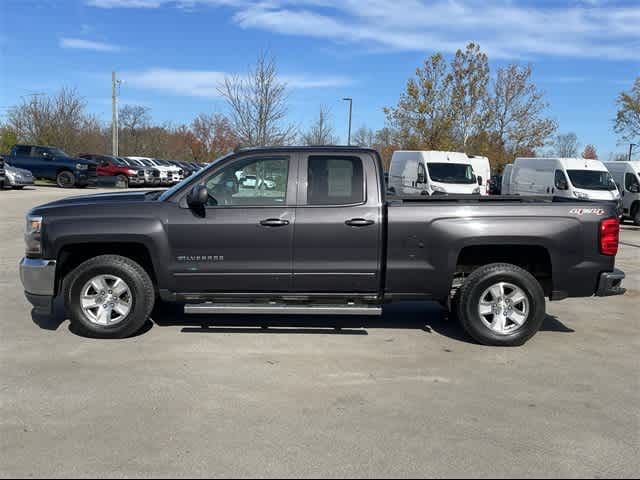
[
  {"xmin": 431, "ymin": 184, "xmax": 446, "ymax": 194},
  {"xmin": 25, "ymin": 215, "xmax": 43, "ymax": 256},
  {"xmin": 76, "ymin": 163, "xmax": 89, "ymax": 170},
  {"xmin": 127, "ymin": 169, "xmax": 137, "ymax": 176},
  {"xmin": 573, "ymin": 191, "xmax": 590, "ymax": 200},
  {"xmin": 472, "ymin": 187, "xmax": 481, "ymax": 194},
  {"xmin": 6, "ymin": 170, "xmax": 15, "ymax": 180}
]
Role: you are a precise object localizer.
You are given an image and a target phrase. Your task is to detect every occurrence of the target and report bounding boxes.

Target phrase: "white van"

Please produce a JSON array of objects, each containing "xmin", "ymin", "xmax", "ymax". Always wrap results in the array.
[
  {"xmin": 467, "ymin": 155, "xmax": 491, "ymax": 195},
  {"xmin": 388, "ymin": 151, "xmax": 481, "ymax": 196},
  {"xmin": 603, "ymin": 161, "xmax": 640, "ymax": 225},
  {"xmin": 501, "ymin": 164, "xmax": 513, "ymax": 195},
  {"xmin": 510, "ymin": 157, "xmax": 620, "ymax": 203}
]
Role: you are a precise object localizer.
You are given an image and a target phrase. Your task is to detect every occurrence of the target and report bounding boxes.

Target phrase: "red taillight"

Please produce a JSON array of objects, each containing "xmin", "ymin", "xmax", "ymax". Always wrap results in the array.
[{"xmin": 599, "ymin": 218, "xmax": 619, "ymax": 256}]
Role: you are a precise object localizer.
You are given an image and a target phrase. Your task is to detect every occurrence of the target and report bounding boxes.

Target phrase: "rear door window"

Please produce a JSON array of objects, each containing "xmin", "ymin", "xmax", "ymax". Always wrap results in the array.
[{"xmin": 307, "ymin": 156, "xmax": 364, "ymax": 205}]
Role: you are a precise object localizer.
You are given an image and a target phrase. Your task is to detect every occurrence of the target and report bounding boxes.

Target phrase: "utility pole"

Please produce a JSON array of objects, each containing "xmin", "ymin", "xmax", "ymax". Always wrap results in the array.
[
  {"xmin": 112, "ymin": 71, "xmax": 119, "ymax": 156},
  {"xmin": 343, "ymin": 97, "xmax": 352, "ymax": 146},
  {"xmin": 629, "ymin": 143, "xmax": 636, "ymax": 161}
]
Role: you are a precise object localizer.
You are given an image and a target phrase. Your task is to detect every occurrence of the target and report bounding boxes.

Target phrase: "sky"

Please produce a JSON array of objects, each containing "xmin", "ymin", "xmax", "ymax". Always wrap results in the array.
[{"xmin": 0, "ymin": 0, "xmax": 639, "ymax": 159}]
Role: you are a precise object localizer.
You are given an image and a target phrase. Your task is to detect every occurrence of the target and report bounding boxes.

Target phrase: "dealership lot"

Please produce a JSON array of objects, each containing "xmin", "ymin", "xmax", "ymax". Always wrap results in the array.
[{"xmin": 1, "ymin": 187, "xmax": 638, "ymax": 478}]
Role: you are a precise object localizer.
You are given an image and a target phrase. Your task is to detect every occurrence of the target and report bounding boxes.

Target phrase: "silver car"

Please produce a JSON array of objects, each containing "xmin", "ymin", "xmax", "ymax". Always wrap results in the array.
[{"xmin": 4, "ymin": 163, "xmax": 34, "ymax": 189}]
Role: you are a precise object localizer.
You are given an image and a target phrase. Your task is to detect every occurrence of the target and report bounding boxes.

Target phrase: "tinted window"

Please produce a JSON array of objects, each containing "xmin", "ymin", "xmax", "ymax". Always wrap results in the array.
[
  {"xmin": 14, "ymin": 145, "xmax": 32, "ymax": 156},
  {"xmin": 625, "ymin": 173, "xmax": 640, "ymax": 192},
  {"xmin": 567, "ymin": 170, "xmax": 617, "ymax": 191},
  {"xmin": 205, "ymin": 156, "xmax": 288, "ymax": 206},
  {"xmin": 417, "ymin": 163, "xmax": 427, "ymax": 184},
  {"xmin": 427, "ymin": 163, "xmax": 475, "ymax": 184},
  {"xmin": 307, "ymin": 156, "xmax": 364, "ymax": 205}
]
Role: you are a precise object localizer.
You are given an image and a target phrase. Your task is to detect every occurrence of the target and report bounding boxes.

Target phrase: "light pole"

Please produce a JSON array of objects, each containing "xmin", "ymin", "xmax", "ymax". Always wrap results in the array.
[
  {"xmin": 342, "ymin": 97, "xmax": 352, "ymax": 146},
  {"xmin": 629, "ymin": 143, "xmax": 637, "ymax": 161},
  {"xmin": 112, "ymin": 71, "xmax": 123, "ymax": 157}
]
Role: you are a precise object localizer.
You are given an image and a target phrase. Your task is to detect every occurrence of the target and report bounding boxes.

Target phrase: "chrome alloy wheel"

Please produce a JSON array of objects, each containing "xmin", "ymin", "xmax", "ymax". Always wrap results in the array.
[
  {"xmin": 80, "ymin": 274, "xmax": 132, "ymax": 326},
  {"xmin": 478, "ymin": 282, "xmax": 529, "ymax": 335}
]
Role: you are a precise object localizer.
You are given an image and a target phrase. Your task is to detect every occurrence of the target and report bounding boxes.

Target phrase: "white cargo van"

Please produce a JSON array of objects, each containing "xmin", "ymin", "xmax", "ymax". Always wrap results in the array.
[
  {"xmin": 510, "ymin": 157, "xmax": 620, "ymax": 204},
  {"xmin": 501, "ymin": 164, "xmax": 513, "ymax": 195},
  {"xmin": 468, "ymin": 155, "xmax": 491, "ymax": 195},
  {"xmin": 603, "ymin": 161, "xmax": 640, "ymax": 225},
  {"xmin": 388, "ymin": 151, "xmax": 481, "ymax": 195}
]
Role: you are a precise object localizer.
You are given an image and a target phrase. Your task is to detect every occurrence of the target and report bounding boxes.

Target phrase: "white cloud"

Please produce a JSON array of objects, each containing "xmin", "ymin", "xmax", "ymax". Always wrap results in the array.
[
  {"xmin": 122, "ymin": 67, "xmax": 353, "ymax": 97},
  {"xmin": 60, "ymin": 37, "xmax": 121, "ymax": 52},
  {"xmin": 88, "ymin": 0, "xmax": 640, "ymax": 61}
]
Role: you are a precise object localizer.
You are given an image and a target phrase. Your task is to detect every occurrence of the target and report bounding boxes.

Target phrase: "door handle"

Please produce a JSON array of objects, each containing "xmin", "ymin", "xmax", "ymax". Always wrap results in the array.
[
  {"xmin": 345, "ymin": 218, "xmax": 375, "ymax": 227},
  {"xmin": 260, "ymin": 218, "xmax": 290, "ymax": 227}
]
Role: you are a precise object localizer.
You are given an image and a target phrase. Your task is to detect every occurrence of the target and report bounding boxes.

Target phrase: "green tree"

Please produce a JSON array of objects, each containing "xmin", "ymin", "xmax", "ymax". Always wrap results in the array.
[
  {"xmin": 384, "ymin": 52, "xmax": 455, "ymax": 150},
  {"xmin": 450, "ymin": 43, "xmax": 490, "ymax": 148},
  {"xmin": 614, "ymin": 77, "xmax": 640, "ymax": 142},
  {"xmin": 0, "ymin": 125, "xmax": 18, "ymax": 154}
]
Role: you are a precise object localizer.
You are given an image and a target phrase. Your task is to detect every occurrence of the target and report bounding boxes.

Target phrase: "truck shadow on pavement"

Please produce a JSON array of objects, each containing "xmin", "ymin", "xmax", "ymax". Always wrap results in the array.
[{"xmin": 31, "ymin": 298, "xmax": 574, "ymax": 344}]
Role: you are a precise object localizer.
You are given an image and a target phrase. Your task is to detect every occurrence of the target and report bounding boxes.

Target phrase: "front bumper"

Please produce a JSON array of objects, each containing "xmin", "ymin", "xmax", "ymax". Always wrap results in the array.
[
  {"xmin": 20, "ymin": 258, "xmax": 56, "ymax": 314},
  {"xmin": 596, "ymin": 268, "xmax": 626, "ymax": 296},
  {"xmin": 8, "ymin": 176, "xmax": 34, "ymax": 187}
]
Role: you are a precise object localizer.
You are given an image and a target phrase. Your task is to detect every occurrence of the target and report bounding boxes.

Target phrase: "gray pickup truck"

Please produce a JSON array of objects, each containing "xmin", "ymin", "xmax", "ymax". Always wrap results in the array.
[{"xmin": 20, "ymin": 146, "xmax": 625, "ymax": 346}]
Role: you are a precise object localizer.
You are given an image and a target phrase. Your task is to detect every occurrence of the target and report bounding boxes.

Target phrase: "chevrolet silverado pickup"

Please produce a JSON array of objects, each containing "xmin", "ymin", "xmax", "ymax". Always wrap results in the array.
[{"xmin": 19, "ymin": 147, "xmax": 626, "ymax": 346}]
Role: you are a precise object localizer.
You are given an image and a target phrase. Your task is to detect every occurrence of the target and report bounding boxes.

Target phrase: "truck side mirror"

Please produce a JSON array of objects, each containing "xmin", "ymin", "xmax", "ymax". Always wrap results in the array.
[
  {"xmin": 477, "ymin": 176, "xmax": 483, "ymax": 186},
  {"xmin": 187, "ymin": 184, "xmax": 209, "ymax": 208}
]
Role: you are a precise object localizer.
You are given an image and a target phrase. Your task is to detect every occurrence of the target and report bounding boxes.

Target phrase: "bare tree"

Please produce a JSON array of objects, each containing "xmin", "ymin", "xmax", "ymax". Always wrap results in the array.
[
  {"xmin": 552, "ymin": 132, "xmax": 580, "ymax": 157},
  {"xmin": 614, "ymin": 77, "xmax": 640, "ymax": 142},
  {"xmin": 118, "ymin": 104, "xmax": 151, "ymax": 154},
  {"xmin": 218, "ymin": 53, "xmax": 296, "ymax": 147},
  {"xmin": 582, "ymin": 144, "xmax": 598, "ymax": 159},
  {"xmin": 489, "ymin": 64, "xmax": 557, "ymax": 160},
  {"xmin": 191, "ymin": 112, "xmax": 239, "ymax": 160},
  {"xmin": 351, "ymin": 125, "xmax": 375, "ymax": 147},
  {"xmin": 302, "ymin": 105, "xmax": 338, "ymax": 145},
  {"xmin": 6, "ymin": 87, "xmax": 106, "ymax": 154}
]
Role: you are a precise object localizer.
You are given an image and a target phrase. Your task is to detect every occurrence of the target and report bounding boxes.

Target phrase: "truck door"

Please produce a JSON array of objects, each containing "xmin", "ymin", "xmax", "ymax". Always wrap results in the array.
[
  {"xmin": 166, "ymin": 153, "xmax": 297, "ymax": 292},
  {"xmin": 292, "ymin": 153, "xmax": 382, "ymax": 292},
  {"xmin": 31, "ymin": 146, "xmax": 58, "ymax": 180}
]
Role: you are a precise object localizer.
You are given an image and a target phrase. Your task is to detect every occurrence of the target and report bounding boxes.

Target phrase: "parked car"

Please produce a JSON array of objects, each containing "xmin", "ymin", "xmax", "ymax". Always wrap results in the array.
[
  {"xmin": 127, "ymin": 157, "xmax": 182, "ymax": 184},
  {"xmin": 119, "ymin": 157, "xmax": 161, "ymax": 186},
  {"xmin": 501, "ymin": 164, "xmax": 513, "ymax": 195},
  {"xmin": 603, "ymin": 160, "xmax": 640, "ymax": 225},
  {"xmin": 467, "ymin": 155, "xmax": 491, "ymax": 195},
  {"xmin": 488, "ymin": 174, "xmax": 502, "ymax": 195},
  {"xmin": 6, "ymin": 144, "xmax": 97, "ymax": 188},
  {"xmin": 0, "ymin": 155, "xmax": 5, "ymax": 188},
  {"xmin": 389, "ymin": 151, "xmax": 481, "ymax": 196},
  {"xmin": 509, "ymin": 157, "xmax": 621, "ymax": 215},
  {"xmin": 79, "ymin": 154, "xmax": 146, "ymax": 188},
  {"xmin": 19, "ymin": 146, "xmax": 625, "ymax": 346},
  {"xmin": 3, "ymin": 162, "xmax": 34, "ymax": 189}
]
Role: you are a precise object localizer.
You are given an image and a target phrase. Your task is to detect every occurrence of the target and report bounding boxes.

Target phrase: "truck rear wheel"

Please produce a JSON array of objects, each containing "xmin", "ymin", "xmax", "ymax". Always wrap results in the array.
[
  {"xmin": 632, "ymin": 203, "xmax": 640, "ymax": 226},
  {"xmin": 64, "ymin": 255, "xmax": 155, "ymax": 338},
  {"xmin": 456, "ymin": 263, "xmax": 546, "ymax": 346},
  {"xmin": 56, "ymin": 170, "xmax": 76, "ymax": 188}
]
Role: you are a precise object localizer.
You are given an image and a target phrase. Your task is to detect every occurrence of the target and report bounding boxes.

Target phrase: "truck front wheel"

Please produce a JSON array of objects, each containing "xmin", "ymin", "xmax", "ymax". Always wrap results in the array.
[
  {"xmin": 64, "ymin": 255, "xmax": 155, "ymax": 338},
  {"xmin": 56, "ymin": 170, "xmax": 76, "ymax": 188},
  {"xmin": 456, "ymin": 263, "xmax": 546, "ymax": 346}
]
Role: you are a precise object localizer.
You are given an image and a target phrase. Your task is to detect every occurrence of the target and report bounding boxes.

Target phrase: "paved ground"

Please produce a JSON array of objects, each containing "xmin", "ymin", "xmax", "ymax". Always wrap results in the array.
[{"xmin": 1, "ymin": 186, "xmax": 638, "ymax": 478}]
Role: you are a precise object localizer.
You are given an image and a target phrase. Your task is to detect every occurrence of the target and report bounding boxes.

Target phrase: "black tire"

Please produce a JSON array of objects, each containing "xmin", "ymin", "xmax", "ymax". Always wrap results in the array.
[
  {"xmin": 632, "ymin": 203, "xmax": 640, "ymax": 226},
  {"xmin": 64, "ymin": 255, "xmax": 155, "ymax": 339},
  {"xmin": 116, "ymin": 174, "xmax": 129, "ymax": 188},
  {"xmin": 56, "ymin": 170, "xmax": 76, "ymax": 188},
  {"xmin": 456, "ymin": 263, "xmax": 546, "ymax": 346}
]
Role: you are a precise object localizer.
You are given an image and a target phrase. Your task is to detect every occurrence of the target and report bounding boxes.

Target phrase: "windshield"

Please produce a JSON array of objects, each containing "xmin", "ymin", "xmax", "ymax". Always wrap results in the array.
[
  {"xmin": 427, "ymin": 163, "xmax": 476, "ymax": 184},
  {"xmin": 567, "ymin": 170, "xmax": 617, "ymax": 191},
  {"xmin": 110, "ymin": 156, "xmax": 126, "ymax": 166}
]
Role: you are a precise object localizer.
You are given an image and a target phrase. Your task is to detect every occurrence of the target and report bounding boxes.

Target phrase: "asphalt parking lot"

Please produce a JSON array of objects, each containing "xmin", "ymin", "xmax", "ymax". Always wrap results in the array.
[{"xmin": 1, "ymin": 186, "xmax": 638, "ymax": 478}]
